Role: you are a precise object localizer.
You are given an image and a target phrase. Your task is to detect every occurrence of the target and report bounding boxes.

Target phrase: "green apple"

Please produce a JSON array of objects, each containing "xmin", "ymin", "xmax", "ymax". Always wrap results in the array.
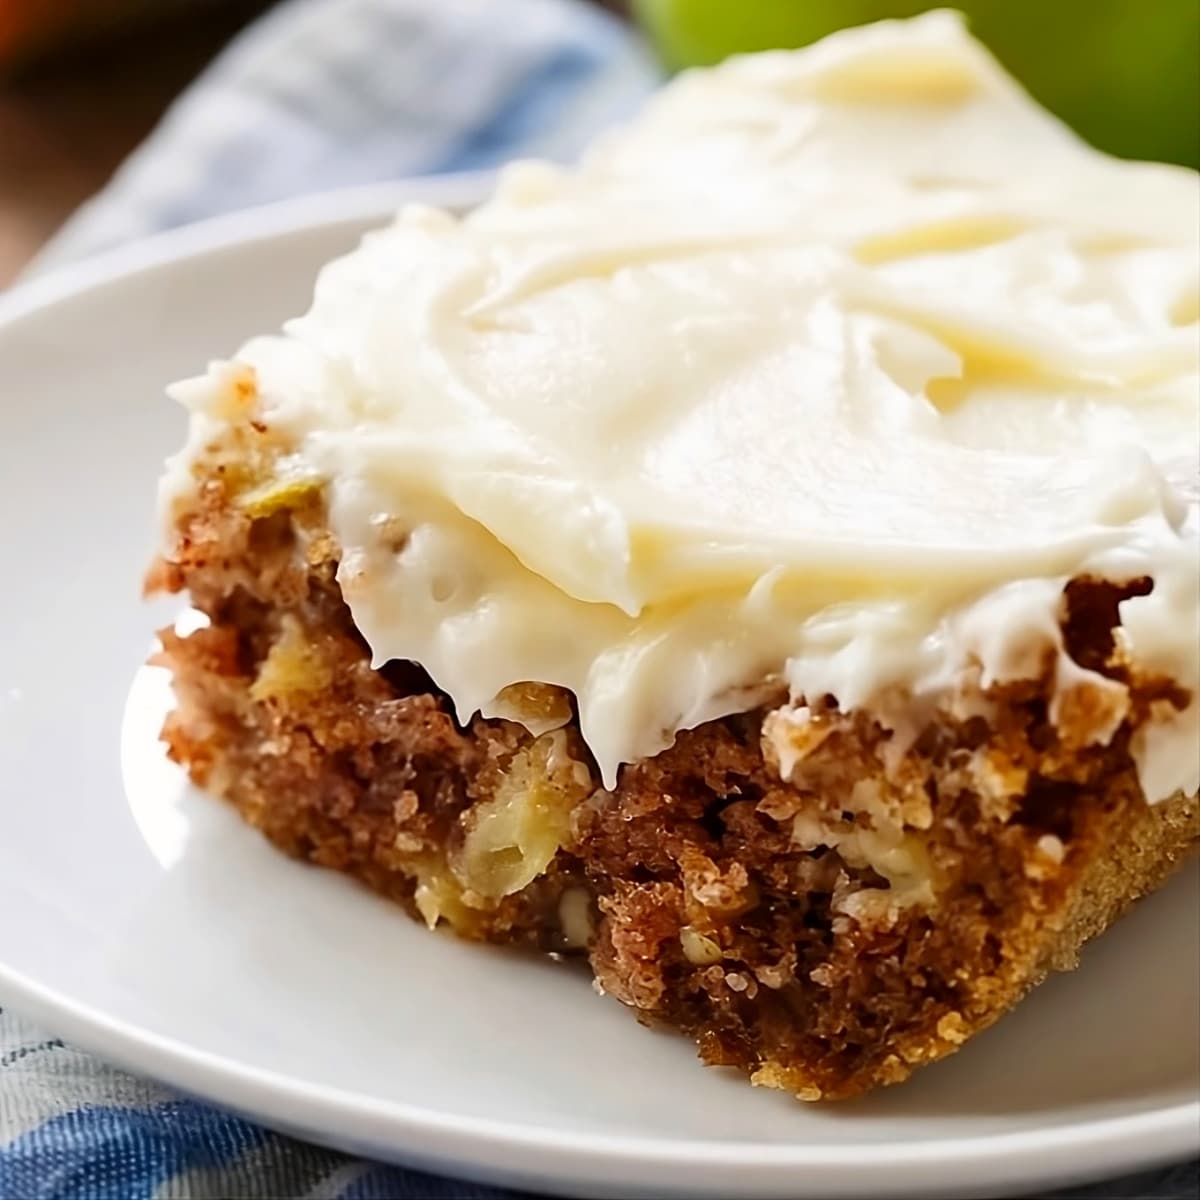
[{"xmin": 632, "ymin": 1, "xmax": 1200, "ymax": 168}]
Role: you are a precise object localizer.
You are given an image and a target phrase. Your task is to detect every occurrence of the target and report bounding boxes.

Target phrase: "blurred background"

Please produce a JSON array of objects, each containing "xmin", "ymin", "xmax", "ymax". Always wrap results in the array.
[{"xmin": 1, "ymin": 0, "xmax": 1196, "ymax": 286}]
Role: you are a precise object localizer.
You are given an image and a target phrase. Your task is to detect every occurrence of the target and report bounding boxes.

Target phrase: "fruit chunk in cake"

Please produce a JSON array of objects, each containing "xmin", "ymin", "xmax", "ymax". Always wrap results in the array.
[{"xmin": 149, "ymin": 13, "xmax": 1200, "ymax": 1099}]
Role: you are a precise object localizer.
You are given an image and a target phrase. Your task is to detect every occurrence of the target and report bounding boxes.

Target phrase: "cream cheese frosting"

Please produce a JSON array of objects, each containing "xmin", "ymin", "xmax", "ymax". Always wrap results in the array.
[{"xmin": 163, "ymin": 12, "xmax": 1200, "ymax": 799}]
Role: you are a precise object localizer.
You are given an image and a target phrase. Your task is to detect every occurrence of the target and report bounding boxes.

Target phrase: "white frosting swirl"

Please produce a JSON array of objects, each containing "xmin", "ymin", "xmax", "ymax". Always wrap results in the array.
[{"xmin": 164, "ymin": 12, "xmax": 1199, "ymax": 798}]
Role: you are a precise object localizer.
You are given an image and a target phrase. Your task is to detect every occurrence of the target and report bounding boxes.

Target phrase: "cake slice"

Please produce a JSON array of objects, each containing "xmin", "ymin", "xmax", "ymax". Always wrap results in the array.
[{"xmin": 147, "ymin": 12, "xmax": 1199, "ymax": 1101}]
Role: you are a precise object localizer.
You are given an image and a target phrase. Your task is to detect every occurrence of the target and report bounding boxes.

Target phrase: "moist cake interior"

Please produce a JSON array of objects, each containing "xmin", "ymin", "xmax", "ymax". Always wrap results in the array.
[
  {"xmin": 148, "ymin": 12, "xmax": 1200, "ymax": 1101},
  {"xmin": 149, "ymin": 468, "xmax": 1198, "ymax": 1100}
]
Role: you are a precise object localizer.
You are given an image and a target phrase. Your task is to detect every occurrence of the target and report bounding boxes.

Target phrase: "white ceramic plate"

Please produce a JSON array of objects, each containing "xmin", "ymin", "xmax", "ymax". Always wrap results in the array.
[{"xmin": 0, "ymin": 176, "xmax": 1196, "ymax": 1200}]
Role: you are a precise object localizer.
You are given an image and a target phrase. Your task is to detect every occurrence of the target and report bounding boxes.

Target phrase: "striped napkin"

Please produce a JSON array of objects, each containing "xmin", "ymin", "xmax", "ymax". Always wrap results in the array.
[
  {"xmin": 1, "ymin": 1, "xmax": 1195, "ymax": 1196},
  {"xmin": 31, "ymin": 0, "xmax": 656, "ymax": 271}
]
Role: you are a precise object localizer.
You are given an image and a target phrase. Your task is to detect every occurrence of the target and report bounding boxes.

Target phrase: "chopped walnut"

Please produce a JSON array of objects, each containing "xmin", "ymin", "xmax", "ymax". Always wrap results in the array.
[
  {"xmin": 936, "ymin": 1012, "xmax": 969, "ymax": 1045},
  {"xmin": 676, "ymin": 848, "xmax": 758, "ymax": 921},
  {"xmin": 488, "ymin": 682, "xmax": 574, "ymax": 735},
  {"xmin": 558, "ymin": 887, "xmax": 595, "ymax": 949},
  {"xmin": 680, "ymin": 926, "xmax": 723, "ymax": 965},
  {"xmin": 1051, "ymin": 670, "xmax": 1131, "ymax": 750}
]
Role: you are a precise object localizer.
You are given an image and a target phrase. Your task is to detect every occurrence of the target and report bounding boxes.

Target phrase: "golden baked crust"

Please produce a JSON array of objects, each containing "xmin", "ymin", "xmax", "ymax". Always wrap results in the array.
[{"xmin": 148, "ymin": 441, "xmax": 1199, "ymax": 1101}]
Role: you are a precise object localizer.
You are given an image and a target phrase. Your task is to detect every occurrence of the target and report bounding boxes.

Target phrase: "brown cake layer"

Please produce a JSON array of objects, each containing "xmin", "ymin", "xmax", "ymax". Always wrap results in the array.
[{"xmin": 148, "ymin": 454, "xmax": 1199, "ymax": 1101}]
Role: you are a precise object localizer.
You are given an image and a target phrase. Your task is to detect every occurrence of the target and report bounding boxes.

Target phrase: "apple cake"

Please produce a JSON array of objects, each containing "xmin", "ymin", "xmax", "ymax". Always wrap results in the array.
[{"xmin": 147, "ymin": 13, "xmax": 1199, "ymax": 1101}]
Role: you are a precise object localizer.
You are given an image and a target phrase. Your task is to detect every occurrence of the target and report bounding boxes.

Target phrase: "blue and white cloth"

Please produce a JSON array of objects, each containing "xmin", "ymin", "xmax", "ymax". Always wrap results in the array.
[
  {"xmin": 32, "ymin": 0, "xmax": 656, "ymax": 270},
  {"xmin": 2, "ymin": 1, "xmax": 1196, "ymax": 1196}
]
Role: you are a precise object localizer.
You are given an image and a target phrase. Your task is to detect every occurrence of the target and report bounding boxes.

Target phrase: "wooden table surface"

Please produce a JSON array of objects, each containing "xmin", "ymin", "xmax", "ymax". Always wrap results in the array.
[{"xmin": 0, "ymin": 0, "xmax": 631, "ymax": 286}]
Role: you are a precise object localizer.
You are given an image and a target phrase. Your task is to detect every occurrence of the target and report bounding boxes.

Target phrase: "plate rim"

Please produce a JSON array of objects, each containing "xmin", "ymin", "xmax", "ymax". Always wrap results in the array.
[
  {"xmin": 3, "ymin": 958, "xmax": 1196, "ymax": 1197},
  {"xmin": 1, "ymin": 178, "xmax": 1196, "ymax": 1198},
  {"xmin": 0, "ymin": 171, "xmax": 496, "ymax": 324}
]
